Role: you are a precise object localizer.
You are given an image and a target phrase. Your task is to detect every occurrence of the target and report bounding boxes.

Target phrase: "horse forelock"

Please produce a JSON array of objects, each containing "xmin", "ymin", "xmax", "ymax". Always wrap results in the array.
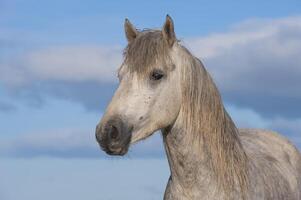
[{"xmin": 123, "ymin": 30, "xmax": 172, "ymax": 76}]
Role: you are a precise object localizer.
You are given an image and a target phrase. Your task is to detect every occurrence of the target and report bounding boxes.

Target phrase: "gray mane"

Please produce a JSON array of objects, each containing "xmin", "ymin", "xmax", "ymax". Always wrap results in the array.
[{"xmin": 177, "ymin": 47, "xmax": 249, "ymax": 199}]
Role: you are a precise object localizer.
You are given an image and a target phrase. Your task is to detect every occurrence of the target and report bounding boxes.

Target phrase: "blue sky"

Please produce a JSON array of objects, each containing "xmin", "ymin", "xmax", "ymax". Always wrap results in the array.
[{"xmin": 0, "ymin": 0, "xmax": 301, "ymax": 199}]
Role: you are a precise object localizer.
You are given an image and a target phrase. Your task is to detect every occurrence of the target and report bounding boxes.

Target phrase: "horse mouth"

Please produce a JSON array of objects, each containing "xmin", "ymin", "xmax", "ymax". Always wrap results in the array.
[
  {"xmin": 104, "ymin": 146, "xmax": 129, "ymax": 156},
  {"xmin": 99, "ymin": 134, "xmax": 132, "ymax": 156}
]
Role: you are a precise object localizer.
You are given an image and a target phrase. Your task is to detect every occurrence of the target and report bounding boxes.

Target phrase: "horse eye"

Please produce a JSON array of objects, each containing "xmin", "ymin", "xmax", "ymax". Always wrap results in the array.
[{"xmin": 150, "ymin": 70, "xmax": 164, "ymax": 81}]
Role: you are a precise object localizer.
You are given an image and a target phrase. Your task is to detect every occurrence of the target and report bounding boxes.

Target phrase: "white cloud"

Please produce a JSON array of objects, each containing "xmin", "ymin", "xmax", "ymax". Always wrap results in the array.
[
  {"xmin": 1, "ymin": 16, "xmax": 300, "ymax": 94},
  {"xmin": 0, "ymin": 128, "xmax": 164, "ymax": 158},
  {"xmin": 1, "ymin": 16, "xmax": 301, "ymax": 118},
  {"xmin": 226, "ymin": 104, "xmax": 269, "ymax": 128},
  {"xmin": 185, "ymin": 16, "xmax": 301, "ymax": 118},
  {"xmin": 0, "ymin": 45, "xmax": 122, "ymax": 86},
  {"xmin": 14, "ymin": 129, "xmax": 93, "ymax": 150},
  {"xmin": 26, "ymin": 46, "xmax": 122, "ymax": 82},
  {"xmin": 185, "ymin": 16, "xmax": 301, "ymax": 60},
  {"xmin": 0, "ymin": 128, "xmax": 98, "ymax": 157},
  {"xmin": 227, "ymin": 104, "xmax": 301, "ymax": 147}
]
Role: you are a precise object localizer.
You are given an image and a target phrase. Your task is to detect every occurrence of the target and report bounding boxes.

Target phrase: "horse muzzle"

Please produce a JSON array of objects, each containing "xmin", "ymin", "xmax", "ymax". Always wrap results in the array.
[{"xmin": 95, "ymin": 117, "xmax": 132, "ymax": 156}]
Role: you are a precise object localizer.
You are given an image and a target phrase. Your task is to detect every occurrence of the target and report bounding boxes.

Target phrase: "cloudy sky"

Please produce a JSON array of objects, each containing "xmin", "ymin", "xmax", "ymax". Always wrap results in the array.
[{"xmin": 0, "ymin": 0, "xmax": 301, "ymax": 199}]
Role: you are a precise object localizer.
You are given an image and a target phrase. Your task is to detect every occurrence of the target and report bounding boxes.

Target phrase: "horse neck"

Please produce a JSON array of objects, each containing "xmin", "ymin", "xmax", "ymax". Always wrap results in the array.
[{"xmin": 163, "ymin": 48, "xmax": 248, "ymax": 198}]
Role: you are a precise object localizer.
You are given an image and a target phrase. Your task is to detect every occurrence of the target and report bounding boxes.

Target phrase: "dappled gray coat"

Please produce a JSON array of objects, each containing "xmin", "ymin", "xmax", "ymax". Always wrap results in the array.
[{"xmin": 96, "ymin": 15, "xmax": 301, "ymax": 200}]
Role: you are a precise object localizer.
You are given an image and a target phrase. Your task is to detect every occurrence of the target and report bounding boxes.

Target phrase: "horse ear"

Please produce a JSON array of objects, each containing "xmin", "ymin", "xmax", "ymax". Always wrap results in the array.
[
  {"xmin": 162, "ymin": 15, "xmax": 176, "ymax": 47},
  {"xmin": 124, "ymin": 18, "xmax": 138, "ymax": 43}
]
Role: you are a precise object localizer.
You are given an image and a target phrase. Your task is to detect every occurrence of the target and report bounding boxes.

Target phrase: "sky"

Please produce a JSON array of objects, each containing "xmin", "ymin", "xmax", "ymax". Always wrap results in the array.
[{"xmin": 0, "ymin": 0, "xmax": 301, "ymax": 199}]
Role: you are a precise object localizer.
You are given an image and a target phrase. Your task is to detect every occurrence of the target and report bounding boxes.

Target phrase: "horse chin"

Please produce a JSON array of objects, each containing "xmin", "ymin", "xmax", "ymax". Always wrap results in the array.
[
  {"xmin": 101, "ymin": 133, "xmax": 132, "ymax": 156},
  {"xmin": 105, "ymin": 146, "xmax": 129, "ymax": 156}
]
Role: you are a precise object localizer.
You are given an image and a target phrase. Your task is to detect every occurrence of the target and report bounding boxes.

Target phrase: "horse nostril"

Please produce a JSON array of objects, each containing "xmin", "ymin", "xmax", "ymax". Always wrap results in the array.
[{"xmin": 109, "ymin": 125, "xmax": 119, "ymax": 140}]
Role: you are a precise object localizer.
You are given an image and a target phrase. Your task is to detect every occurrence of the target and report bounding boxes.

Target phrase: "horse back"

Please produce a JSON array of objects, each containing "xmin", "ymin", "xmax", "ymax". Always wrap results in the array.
[{"xmin": 239, "ymin": 129, "xmax": 301, "ymax": 200}]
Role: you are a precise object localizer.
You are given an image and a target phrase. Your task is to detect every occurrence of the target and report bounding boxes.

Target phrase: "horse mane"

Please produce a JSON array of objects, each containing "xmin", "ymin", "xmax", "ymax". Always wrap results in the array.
[
  {"xmin": 123, "ymin": 30, "xmax": 249, "ymax": 199},
  {"xmin": 178, "ymin": 46, "xmax": 249, "ymax": 198}
]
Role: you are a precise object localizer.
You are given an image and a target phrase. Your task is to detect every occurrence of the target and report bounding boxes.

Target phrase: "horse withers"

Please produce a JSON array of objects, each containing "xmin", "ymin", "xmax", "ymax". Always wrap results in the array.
[{"xmin": 95, "ymin": 15, "xmax": 301, "ymax": 200}]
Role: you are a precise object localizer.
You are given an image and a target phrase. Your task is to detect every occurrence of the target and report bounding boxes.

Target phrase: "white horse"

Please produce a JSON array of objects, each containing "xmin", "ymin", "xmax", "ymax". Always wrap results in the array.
[{"xmin": 96, "ymin": 15, "xmax": 301, "ymax": 200}]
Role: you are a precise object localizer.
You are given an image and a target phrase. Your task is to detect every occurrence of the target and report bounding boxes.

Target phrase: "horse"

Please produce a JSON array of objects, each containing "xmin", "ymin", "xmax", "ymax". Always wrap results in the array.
[{"xmin": 95, "ymin": 15, "xmax": 301, "ymax": 200}]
